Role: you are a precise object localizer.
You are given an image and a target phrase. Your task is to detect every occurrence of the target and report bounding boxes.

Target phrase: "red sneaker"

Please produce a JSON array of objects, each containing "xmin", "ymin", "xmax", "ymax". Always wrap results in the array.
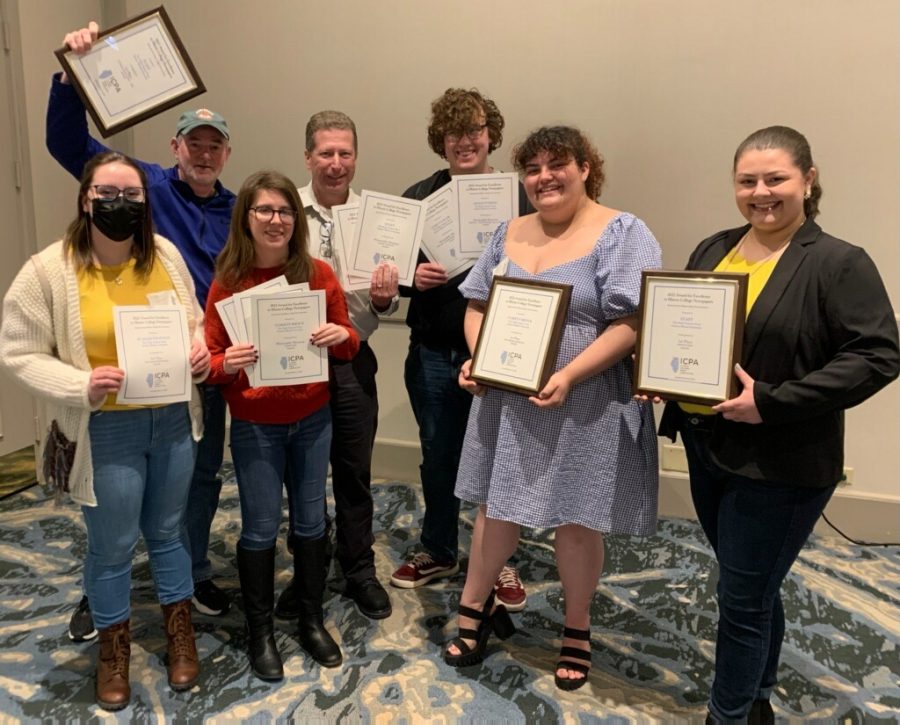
[
  {"xmin": 494, "ymin": 565, "xmax": 526, "ymax": 612},
  {"xmin": 390, "ymin": 552, "xmax": 459, "ymax": 589}
]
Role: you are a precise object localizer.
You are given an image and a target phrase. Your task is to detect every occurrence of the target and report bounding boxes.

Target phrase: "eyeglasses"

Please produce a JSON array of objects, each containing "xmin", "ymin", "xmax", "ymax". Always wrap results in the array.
[
  {"xmin": 91, "ymin": 185, "xmax": 146, "ymax": 202},
  {"xmin": 319, "ymin": 221, "xmax": 333, "ymax": 258},
  {"xmin": 446, "ymin": 124, "xmax": 488, "ymax": 143},
  {"xmin": 249, "ymin": 206, "xmax": 298, "ymax": 223}
]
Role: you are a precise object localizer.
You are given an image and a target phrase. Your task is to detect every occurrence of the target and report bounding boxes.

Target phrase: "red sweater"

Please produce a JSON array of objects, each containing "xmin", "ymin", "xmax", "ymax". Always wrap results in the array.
[{"xmin": 205, "ymin": 261, "xmax": 359, "ymax": 423}]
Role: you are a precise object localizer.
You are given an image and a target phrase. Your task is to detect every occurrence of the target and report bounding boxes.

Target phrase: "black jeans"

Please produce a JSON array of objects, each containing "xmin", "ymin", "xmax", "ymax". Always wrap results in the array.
[
  {"xmin": 680, "ymin": 419, "xmax": 835, "ymax": 722},
  {"xmin": 328, "ymin": 342, "xmax": 379, "ymax": 583}
]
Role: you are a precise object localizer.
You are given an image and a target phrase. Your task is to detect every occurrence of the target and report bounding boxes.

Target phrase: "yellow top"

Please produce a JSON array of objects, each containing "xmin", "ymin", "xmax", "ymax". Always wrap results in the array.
[
  {"xmin": 679, "ymin": 244, "xmax": 780, "ymax": 415},
  {"xmin": 78, "ymin": 258, "xmax": 175, "ymax": 410}
]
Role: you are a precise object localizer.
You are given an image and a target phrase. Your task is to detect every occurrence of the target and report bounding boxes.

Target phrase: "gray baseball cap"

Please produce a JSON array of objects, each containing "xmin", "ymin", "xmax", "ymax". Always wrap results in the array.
[{"xmin": 175, "ymin": 108, "xmax": 230, "ymax": 139}]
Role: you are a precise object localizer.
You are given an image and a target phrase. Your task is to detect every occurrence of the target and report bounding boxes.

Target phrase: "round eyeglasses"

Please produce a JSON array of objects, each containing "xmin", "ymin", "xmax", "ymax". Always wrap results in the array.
[{"xmin": 249, "ymin": 206, "xmax": 298, "ymax": 223}]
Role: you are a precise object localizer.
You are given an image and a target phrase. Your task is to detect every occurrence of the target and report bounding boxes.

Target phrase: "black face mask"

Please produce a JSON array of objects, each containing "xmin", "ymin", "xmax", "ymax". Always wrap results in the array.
[{"xmin": 91, "ymin": 197, "xmax": 145, "ymax": 242}]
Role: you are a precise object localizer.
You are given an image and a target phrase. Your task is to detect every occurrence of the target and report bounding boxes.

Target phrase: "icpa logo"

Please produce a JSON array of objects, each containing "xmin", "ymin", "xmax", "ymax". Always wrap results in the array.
[
  {"xmin": 372, "ymin": 252, "xmax": 395, "ymax": 264},
  {"xmin": 146, "ymin": 371, "xmax": 170, "ymax": 388},
  {"xmin": 671, "ymin": 356, "xmax": 698, "ymax": 372},
  {"xmin": 500, "ymin": 350, "xmax": 521, "ymax": 365},
  {"xmin": 99, "ymin": 69, "xmax": 121, "ymax": 93},
  {"xmin": 279, "ymin": 354, "xmax": 305, "ymax": 370}
]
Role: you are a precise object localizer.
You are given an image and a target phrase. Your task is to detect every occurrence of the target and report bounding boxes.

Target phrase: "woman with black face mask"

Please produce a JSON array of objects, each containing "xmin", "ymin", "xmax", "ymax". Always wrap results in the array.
[{"xmin": 0, "ymin": 152, "xmax": 211, "ymax": 711}]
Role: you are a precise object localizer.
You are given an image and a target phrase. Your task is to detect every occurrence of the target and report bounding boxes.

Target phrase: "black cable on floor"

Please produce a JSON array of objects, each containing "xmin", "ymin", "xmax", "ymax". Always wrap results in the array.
[{"xmin": 821, "ymin": 512, "xmax": 900, "ymax": 547}]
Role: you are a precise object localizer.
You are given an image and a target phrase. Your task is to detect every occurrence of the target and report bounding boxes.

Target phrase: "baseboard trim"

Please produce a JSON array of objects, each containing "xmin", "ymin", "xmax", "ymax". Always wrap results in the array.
[{"xmin": 372, "ymin": 439, "xmax": 899, "ymax": 543}]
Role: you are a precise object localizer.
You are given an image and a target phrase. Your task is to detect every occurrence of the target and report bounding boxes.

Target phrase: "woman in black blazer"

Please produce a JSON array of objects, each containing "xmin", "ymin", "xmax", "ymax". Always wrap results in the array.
[{"xmin": 658, "ymin": 126, "xmax": 899, "ymax": 723}]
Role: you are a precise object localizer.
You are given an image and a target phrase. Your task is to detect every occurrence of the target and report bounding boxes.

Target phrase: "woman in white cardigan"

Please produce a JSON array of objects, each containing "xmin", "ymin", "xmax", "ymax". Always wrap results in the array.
[{"xmin": 0, "ymin": 152, "xmax": 209, "ymax": 711}]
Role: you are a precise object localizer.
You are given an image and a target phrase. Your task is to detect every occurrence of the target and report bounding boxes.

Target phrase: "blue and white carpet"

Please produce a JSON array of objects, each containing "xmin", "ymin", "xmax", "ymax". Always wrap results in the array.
[{"xmin": 1, "ymin": 464, "xmax": 897, "ymax": 721}]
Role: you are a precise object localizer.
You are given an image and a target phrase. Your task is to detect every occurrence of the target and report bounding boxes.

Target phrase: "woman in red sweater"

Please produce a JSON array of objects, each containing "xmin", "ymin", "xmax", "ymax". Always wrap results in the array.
[{"xmin": 205, "ymin": 170, "xmax": 358, "ymax": 680}]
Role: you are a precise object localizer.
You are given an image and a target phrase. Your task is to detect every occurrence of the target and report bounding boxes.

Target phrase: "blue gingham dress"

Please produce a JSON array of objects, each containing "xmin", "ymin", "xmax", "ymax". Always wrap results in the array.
[{"xmin": 456, "ymin": 213, "xmax": 661, "ymax": 536}]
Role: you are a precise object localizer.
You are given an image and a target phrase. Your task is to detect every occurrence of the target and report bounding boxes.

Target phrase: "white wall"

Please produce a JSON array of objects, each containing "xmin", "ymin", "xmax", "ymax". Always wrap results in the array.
[{"xmin": 9, "ymin": 0, "xmax": 899, "ymax": 532}]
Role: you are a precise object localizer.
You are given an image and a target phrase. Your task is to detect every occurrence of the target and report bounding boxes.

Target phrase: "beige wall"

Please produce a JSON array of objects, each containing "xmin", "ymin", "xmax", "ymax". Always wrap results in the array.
[{"xmin": 8, "ymin": 1, "xmax": 899, "ymax": 530}]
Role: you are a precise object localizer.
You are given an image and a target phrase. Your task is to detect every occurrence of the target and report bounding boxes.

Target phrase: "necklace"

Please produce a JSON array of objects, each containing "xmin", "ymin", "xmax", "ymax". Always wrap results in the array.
[{"xmin": 726, "ymin": 232, "xmax": 791, "ymax": 273}]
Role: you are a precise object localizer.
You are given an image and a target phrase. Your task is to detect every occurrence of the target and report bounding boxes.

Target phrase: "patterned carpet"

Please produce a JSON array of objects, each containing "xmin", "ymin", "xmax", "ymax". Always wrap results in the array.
[{"xmin": 0, "ymin": 462, "xmax": 898, "ymax": 722}]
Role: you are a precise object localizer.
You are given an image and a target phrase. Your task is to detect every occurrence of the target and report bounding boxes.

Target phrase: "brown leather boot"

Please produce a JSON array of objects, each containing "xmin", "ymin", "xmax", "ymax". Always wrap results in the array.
[
  {"xmin": 161, "ymin": 599, "xmax": 200, "ymax": 690},
  {"xmin": 96, "ymin": 620, "xmax": 130, "ymax": 711}
]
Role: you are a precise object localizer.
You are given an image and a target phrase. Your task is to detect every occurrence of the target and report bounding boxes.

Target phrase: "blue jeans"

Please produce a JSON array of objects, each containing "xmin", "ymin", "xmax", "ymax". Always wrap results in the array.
[
  {"xmin": 680, "ymin": 420, "xmax": 835, "ymax": 722},
  {"xmin": 83, "ymin": 404, "xmax": 196, "ymax": 629},
  {"xmin": 183, "ymin": 382, "xmax": 227, "ymax": 583},
  {"xmin": 230, "ymin": 405, "xmax": 331, "ymax": 551},
  {"xmin": 404, "ymin": 342, "xmax": 471, "ymax": 562}
]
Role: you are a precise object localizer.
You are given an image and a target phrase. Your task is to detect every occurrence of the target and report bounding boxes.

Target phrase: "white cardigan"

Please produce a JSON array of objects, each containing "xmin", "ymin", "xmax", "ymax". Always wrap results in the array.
[{"xmin": 0, "ymin": 236, "xmax": 206, "ymax": 506}]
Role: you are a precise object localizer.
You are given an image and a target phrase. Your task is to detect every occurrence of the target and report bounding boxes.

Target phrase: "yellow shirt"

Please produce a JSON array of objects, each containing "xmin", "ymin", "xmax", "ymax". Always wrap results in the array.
[
  {"xmin": 679, "ymin": 245, "xmax": 780, "ymax": 415},
  {"xmin": 78, "ymin": 258, "xmax": 176, "ymax": 410}
]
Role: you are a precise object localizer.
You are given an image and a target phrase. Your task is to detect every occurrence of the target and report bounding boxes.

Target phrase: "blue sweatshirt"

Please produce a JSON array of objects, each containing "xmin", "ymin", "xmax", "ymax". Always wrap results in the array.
[{"xmin": 45, "ymin": 73, "xmax": 235, "ymax": 308}]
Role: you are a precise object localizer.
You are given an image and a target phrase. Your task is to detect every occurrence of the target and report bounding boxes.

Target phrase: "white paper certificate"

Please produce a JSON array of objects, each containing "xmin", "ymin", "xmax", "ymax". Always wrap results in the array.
[
  {"xmin": 249, "ymin": 290, "xmax": 328, "ymax": 387},
  {"xmin": 634, "ymin": 271, "xmax": 747, "ymax": 404},
  {"xmin": 421, "ymin": 185, "xmax": 472, "ymax": 278},
  {"xmin": 349, "ymin": 191, "xmax": 425, "ymax": 287},
  {"xmin": 113, "ymin": 305, "xmax": 192, "ymax": 404},
  {"xmin": 223, "ymin": 275, "xmax": 289, "ymax": 345},
  {"xmin": 332, "ymin": 203, "xmax": 369, "ymax": 291},
  {"xmin": 454, "ymin": 172, "xmax": 519, "ymax": 257}
]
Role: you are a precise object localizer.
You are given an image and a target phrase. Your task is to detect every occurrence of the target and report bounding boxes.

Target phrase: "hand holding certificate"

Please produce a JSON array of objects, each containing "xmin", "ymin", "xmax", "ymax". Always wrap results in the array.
[
  {"xmin": 470, "ymin": 277, "xmax": 571, "ymax": 396},
  {"xmin": 113, "ymin": 305, "xmax": 192, "ymax": 404},
  {"xmin": 55, "ymin": 7, "xmax": 205, "ymax": 137},
  {"xmin": 633, "ymin": 271, "xmax": 748, "ymax": 404}
]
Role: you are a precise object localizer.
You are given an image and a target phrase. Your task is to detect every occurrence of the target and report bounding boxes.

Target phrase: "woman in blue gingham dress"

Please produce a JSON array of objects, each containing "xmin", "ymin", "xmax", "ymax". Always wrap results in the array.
[
  {"xmin": 443, "ymin": 126, "xmax": 660, "ymax": 690},
  {"xmin": 456, "ymin": 214, "xmax": 660, "ymax": 534}
]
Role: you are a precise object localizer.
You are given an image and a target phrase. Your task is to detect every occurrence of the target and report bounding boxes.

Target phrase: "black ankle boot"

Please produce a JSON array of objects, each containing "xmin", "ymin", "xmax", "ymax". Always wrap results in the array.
[
  {"xmin": 236, "ymin": 545, "xmax": 283, "ymax": 681},
  {"xmin": 292, "ymin": 535, "xmax": 342, "ymax": 668}
]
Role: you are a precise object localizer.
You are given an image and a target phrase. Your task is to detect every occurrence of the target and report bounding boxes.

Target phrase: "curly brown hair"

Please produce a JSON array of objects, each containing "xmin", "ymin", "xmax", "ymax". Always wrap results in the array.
[
  {"xmin": 215, "ymin": 170, "xmax": 312, "ymax": 291},
  {"xmin": 512, "ymin": 126, "xmax": 606, "ymax": 200},
  {"xmin": 426, "ymin": 88, "xmax": 504, "ymax": 158}
]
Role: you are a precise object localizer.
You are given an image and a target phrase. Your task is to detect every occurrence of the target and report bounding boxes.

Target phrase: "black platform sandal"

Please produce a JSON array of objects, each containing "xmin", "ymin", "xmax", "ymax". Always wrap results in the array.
[
  {"xmin": 554, "ymin": 626, "xmax": 591, "ymax": 691},
  {"xmin": 443, "ymin": 592, "xmax": 515, "ymax": 667}
]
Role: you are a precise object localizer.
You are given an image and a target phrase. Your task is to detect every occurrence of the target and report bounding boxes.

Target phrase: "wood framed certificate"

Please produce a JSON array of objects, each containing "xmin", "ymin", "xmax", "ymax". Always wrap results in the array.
[
  {"xmin": 113, "ymin": 305, "xmax": 192, "ymax": 404},
  {"xmin": 55, "ymin": 7, "xmax": 205, "ymax": 138},
  {"xmin": 470, "ymin": 277, "xmax": 571, "ymax": 396},
  {"xmin": 454, "ymin": 172, "xmax": 519, "ymax": 257},
  {"xmin": 634, "ymin": 270, "xmax": 748, "ymax": 405}
]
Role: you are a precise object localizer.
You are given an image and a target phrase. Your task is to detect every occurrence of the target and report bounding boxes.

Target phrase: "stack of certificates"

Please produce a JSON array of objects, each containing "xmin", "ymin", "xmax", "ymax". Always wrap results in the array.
[
  {"xmin": 332, "ymin": 172, "xmax": 521, "ymax": 290},
  {"xmin": 214, "ymin": 275, "xmax": 328, "ymax": 387}
]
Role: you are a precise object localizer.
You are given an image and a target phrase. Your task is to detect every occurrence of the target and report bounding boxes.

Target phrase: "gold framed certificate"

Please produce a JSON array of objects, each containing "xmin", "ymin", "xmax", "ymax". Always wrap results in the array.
[
  {"xmin": 634, "ymin": 270, "xmax": 748, "ymax": 405},
  {"xmin": 55, "ymin": 7, "xmax": 205, "ymax": 138},
  {"xmin": 470, "ymin": 276, "xmax": 571, "ymax": 396}
]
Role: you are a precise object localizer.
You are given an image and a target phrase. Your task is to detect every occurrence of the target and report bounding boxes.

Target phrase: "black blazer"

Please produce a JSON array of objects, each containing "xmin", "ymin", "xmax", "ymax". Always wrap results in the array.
[{"xmin": 659, "ymin": 217, "xmax": 899, "ymax": 487}]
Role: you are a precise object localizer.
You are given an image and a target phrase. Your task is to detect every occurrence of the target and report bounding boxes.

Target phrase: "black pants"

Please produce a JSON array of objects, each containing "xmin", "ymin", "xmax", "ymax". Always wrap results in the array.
[{"xmin": 328, "ymin": 342, "xmax": 379, "ymax": 583}]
